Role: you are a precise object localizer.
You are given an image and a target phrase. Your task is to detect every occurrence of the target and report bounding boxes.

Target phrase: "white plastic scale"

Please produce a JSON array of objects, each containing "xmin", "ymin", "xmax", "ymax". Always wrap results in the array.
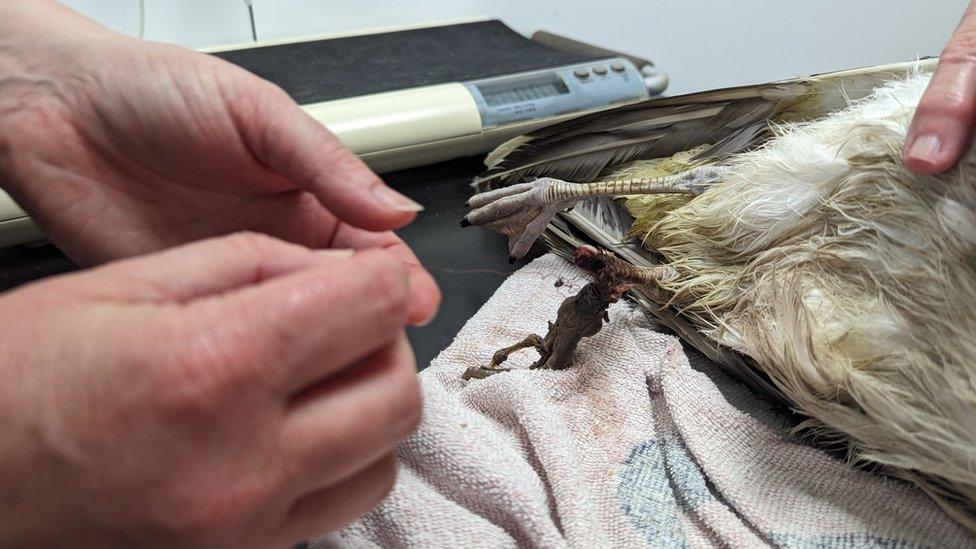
[{"xmin": 0, "ymin": 20, "xmax": 664, "ymax": 247}]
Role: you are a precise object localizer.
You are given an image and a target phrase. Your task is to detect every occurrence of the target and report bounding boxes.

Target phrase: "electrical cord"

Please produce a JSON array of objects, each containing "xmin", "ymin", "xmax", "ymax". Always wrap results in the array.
[
  {"xmin": 245, "ymin": 0, "xmax": 257, "ymax": 42},
  {"xmin": 137, "ymin": 0, "xmax": 257, "ymax": 43}
]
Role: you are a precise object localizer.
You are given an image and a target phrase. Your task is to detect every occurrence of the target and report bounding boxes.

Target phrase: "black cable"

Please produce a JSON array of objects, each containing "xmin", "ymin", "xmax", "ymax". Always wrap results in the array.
[{"xmin": 245, "ymin": 0, "xmax": 257, "ymax": 42}]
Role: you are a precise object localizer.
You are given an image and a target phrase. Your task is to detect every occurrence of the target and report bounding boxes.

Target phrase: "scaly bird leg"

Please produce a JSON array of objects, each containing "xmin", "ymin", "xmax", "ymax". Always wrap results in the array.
[
  {"xmin": 461, "ymin": 166, "xmax": 726, "ymax": 260},
  {"xmin": 574, "ymin": 244, "xmax": 678, "ymax": 305}
]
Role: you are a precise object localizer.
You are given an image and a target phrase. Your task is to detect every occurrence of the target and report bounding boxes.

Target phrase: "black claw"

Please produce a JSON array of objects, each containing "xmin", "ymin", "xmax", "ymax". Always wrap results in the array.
[
  {"xmin": 464, "ymin": 201, "xmax": 471, "ymax": 208},
  {"xmin": 508, "ymin": 256, "xmax": 516, "ymax": 264},
  {"xmin": 460, "ymin": 218, "xmax": 470, "ymax": 228}
]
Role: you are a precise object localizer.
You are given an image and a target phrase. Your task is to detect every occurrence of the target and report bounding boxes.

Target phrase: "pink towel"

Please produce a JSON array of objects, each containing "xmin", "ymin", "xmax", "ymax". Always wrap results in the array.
[{"xmin": 315, "ymin": 254, "xmax": 975, "ymax": 548}]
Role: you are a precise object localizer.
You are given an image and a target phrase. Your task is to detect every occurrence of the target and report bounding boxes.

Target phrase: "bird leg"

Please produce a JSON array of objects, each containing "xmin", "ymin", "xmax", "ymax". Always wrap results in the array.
[
  {"xmin": 461, "ymin": 166, "xmax": 725, "ymax": 260},
  {"xmin": 463, "ymin": 245, "xmax": 677, "ymax": 381},
  {"xmin": 574, "ymin": 244, "xmax": 678, "ymax": 287},
  {"xmin": 489, "ymin": 334, "xmax": 546, "ymax": 368},
  {"xmin": 574, "ymin": 244, "xmax": 678, "ymax": 305},
  {"xmin": 460, "ymin": 334, "xmax": 546, "ymax": 380}
]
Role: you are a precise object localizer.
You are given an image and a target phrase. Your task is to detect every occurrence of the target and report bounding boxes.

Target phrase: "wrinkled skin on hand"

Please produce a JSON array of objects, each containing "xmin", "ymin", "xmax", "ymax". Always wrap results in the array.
[
  {"xmin": 0, "ymin": 233, "xmax": 423, "ymax": 547},
  {"xmin": 905, "ymin": 0, "xmax": 976, "ymax": 177},
  {"xmin": 0, "ymin": 3, "xmax": 442, "ymax": 546},
  {"xmin": 0, "ymin": 2, "xmax": 438, "ymax": 324}
]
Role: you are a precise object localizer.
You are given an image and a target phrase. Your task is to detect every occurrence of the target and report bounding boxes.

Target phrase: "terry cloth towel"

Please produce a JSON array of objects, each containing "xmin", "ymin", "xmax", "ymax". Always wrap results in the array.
[{"xmin": 315, "ymin": 254, "xmax": 976, "ymax": 548}]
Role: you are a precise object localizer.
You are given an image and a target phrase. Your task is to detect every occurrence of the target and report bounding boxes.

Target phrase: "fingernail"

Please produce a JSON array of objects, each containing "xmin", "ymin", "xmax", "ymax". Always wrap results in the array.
[
  {"xmin": 411, "ymin": 314, "xmax": 436, "ymax": 328},
  {"xmin": 907, "ymin": 134, "xmax": 942, "ymax": 165},
  {"xmin": 374, "ymin": 185, "xmax": 424, "ymax": 212}
]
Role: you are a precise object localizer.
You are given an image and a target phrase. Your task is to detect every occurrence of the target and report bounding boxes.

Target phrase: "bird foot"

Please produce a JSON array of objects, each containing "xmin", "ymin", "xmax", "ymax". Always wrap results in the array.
[
  {"xmin": 461, "ymin": 366, "xmax": 510, "ymax": 380},
  {"xmin": 461, "ymin": 178, "xmax": 580, "ymax": 261}
]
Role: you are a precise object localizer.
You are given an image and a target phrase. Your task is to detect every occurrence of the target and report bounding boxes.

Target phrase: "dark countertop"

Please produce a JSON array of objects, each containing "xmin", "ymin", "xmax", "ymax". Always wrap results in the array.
[
  {"xmin": 0, "ymin": 155, "xmax": 539, "ymax": 371},
  {"xmin": 389, "ymin": 156, "xmax": 543, "ymax": 369},
  {"xmin": 212, "ymin": 20, "xmax": 595, "ymax": 105}
]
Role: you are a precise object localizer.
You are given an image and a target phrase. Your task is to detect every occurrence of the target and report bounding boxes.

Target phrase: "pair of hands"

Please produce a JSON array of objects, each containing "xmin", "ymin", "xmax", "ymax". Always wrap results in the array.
[
  {"xmin": 0, "ymin": 2, "xmax": 438, "ymax": 547},
  {"xmin": 3, "ymin": 0, "xmax": 976, "ymax": 546}
]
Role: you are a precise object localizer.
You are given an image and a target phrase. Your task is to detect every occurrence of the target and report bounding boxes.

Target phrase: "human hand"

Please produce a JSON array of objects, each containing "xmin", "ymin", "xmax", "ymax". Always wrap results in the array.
[
  {"xmin": 0, "ymin": 1, "xmax": 438, "ymax": 324},
  {"xmin": 904, "ymin": 1, "xmax": 976, "ymax": 174},
  {"xmin": 0, "ymin": 233, "xmax": 421, "ymax": 547}
]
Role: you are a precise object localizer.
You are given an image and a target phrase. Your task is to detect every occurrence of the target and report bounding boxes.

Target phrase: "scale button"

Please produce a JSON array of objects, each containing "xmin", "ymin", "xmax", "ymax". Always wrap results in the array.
[
  {"xmin": 611, "ymin": 62, "xmax": 626, "ymax": 72},
  {"xmin": 593, "ymin": 65, "xmax": 608, "ymax": 75},
  {"xmin": 573, "ymin": 68, "xmax": 590, "ymax": 78}
]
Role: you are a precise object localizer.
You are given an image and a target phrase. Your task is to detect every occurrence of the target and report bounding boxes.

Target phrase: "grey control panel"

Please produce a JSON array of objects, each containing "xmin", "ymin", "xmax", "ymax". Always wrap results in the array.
[{"xmin": 464, "ymin": 57, "xmax": 649, "ymax": 128}]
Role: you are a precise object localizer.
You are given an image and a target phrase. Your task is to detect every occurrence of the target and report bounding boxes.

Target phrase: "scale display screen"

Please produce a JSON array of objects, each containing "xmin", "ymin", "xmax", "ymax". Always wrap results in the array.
[
  {"xmin": 476, "ymin": 74, "xmax": 570, "ymax": 107},
  {"xmin": 466, "ymin": 58, "xmax": 649, "ymax": 128}
]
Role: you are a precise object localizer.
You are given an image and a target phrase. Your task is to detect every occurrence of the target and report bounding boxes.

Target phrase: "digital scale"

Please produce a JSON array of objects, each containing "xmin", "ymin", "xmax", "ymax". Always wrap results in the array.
[{"xmin": 0, "ymin": 19, "xmax": 665, "ymax": 247}]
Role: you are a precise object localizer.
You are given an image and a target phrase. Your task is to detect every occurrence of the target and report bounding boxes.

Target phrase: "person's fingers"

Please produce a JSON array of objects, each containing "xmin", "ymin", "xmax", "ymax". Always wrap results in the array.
[
  {"xmin": 904, "ymin": 2, "xmax": 976, "ymax": 175},
  {"xmin": 246, "ymin": 190, "xmax": 342, "ymax": 249},
  {"xmin": 275, "ymin": 454, "xmax": 398, "ymax": 545},
  {"xmin": 178, "ymin": 248, "xmax": 411, "ymax": 393},
  {"xmin": 234, "ymin": 81, "xmax": 423, "ymax": 231},
  {"xmin": 175, "ymin": 250, "xmax": 409, "ymax": 397},
  {"xmin": 280, "ymin": 333, "xmax": 420, "ymax": 490},
  {"xmin": 61, "ymin": 232, "xmax": 352, "ymax": 302},
  {"xmin": 331, "ymin": 223, "xmax": 441, "ymax": 326}
]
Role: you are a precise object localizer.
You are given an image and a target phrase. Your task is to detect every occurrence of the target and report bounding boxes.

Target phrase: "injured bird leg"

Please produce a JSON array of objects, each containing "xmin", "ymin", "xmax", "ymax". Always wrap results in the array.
[
  {"xmin": 489, "ymin": 334, "xmax": 546, "ymax": 368},
  {"xmin": 460, "ymin": 335, "xmax": 545, "ymax": 380},
  {"xmin": 463, "ymin": 245, "xmax": 677, "ymax": 380},
  {"xmin": 460, "ymin": 166, "xmax": 726, "ymax": 260}
]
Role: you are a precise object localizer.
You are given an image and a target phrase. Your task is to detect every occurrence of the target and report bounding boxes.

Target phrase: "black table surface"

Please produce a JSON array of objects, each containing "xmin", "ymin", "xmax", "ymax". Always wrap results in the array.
[
  {"xmin": 0, "ymin": 155, "xmax": 540, "ymax": 371},
  {"xmin": 212, "ymin": 20, "xmax": 595, "ymax": 105},
  {"xmin": 390, "ymin": 157, "xmax": 543, "ymax": 368}
]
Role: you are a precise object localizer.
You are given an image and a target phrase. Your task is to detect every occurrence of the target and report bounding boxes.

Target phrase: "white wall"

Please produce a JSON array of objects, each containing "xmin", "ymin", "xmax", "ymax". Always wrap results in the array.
[
  {"xmin": 60, "ymin": 0, "xmax": 254, "ymax": 46},
  {"xmin": 60, "ymin": 0, "xmax": 966, "ymax": 95}
]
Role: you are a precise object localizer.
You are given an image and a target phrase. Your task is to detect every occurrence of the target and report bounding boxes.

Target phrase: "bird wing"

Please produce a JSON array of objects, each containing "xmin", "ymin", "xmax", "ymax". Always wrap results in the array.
[
  {"xmin": 472, "ymin": 59, "xmax": 937, "ymax": 405},
  {"xmin": 474, "ymin": 59, "xmax": 937, "ymax": 191}
]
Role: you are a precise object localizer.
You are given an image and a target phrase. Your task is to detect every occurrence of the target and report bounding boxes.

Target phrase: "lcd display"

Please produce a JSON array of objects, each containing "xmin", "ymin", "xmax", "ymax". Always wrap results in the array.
[{"xmin": 477, "ymin": 74, "xmax": 569, "ymax": 107}]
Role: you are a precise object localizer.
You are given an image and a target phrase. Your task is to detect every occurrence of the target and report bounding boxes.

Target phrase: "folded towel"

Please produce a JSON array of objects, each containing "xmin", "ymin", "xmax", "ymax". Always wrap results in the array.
[{"xmin": 315, "ymin": 254, "xmax": 975, "ymax": 548}]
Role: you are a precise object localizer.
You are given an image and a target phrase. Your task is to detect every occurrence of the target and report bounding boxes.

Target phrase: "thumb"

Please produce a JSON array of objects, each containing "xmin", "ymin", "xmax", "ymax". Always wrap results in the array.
[
  {"xmin": 238, "ymin": 82, "xmax": 424, "ymax": 231},
  {"xmin": 904, "ymin": 1, "xmax": 976, "ymax": 175}
]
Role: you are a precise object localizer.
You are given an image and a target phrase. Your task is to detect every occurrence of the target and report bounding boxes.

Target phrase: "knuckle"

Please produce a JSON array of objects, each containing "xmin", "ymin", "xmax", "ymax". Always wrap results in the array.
[
  {"xmin": 155, "ymin": 356, "xmax": 226, "ymax": 417},
  {"xmin": 318, "ymin": 133, "xmax": 361, "ymax": 171},
  {"xmin": 255, "ymin": 78, "xmax": 293, "ymax": 105},
  {"xmin": 940, "ymin": 43, "xmax": 976, "ymax": 69},
  {"xmin": 154, "ymin": 484, "xmax": 256, "ymax": 544},
  {"xmin": 917, "ymin": 85, "xmax": 975, "ymax": 122},
  {"xmin": 942, "ymin": 26, "xmax": 976, "ymax": 66},
  {"xmin": 931, "ymin": 48, "xmax": 976, "ymax": 118},
  {"xmin": 359, "ymin": 254, "xmax": 410, "ymax": 320},
  {"xmin": 151, "ymin": 317, "xmax": 253, "ymax": 414},
  {"xmin": 935, "ymin": 90, "xmax": 975, "ymax": 120},
  {"xmin": 390, "ymin": 364, "xmax": 423, "ymax": 438},
  {"xmin": 359, "ymin": 171, "xmax": 385, "ymax": 192}
]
